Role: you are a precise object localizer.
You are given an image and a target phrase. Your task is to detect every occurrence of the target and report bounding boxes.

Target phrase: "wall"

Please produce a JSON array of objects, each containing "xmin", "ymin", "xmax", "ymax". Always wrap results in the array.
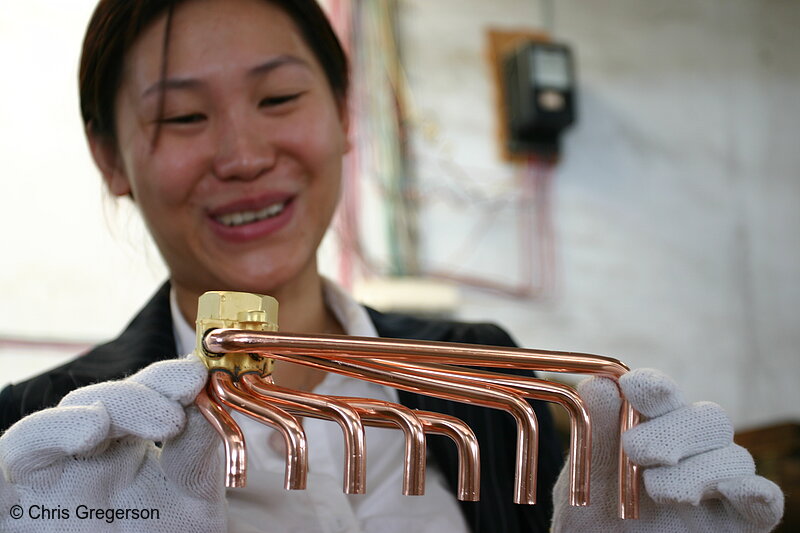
[
  {"xmin": 0, "ymin": 1, "xmax": 168, "ymax": 383},
  {"xmin": 399, "ymin": 0, "xmax": 800, "ymax": 429}
]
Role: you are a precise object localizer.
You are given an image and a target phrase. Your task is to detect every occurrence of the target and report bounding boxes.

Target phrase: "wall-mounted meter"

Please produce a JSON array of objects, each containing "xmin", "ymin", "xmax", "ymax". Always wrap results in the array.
[{"xmin": 503, "ymin": 41, "xmax": 576, "ymax": 156}]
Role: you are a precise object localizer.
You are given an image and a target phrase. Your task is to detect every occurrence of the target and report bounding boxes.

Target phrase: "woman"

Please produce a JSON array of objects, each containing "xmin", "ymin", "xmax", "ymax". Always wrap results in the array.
[{"xmin": 0, "ymin": 1, "xmax": 784, "ymax": 532}]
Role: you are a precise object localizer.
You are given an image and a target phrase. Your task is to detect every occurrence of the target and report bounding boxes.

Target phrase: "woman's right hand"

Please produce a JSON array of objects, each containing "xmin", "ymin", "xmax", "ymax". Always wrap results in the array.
[
  {"xmin": 0, "ymin": 355, "xmax": 226, "ymax": 533},
  {"xmin": 551, "ymin": 369, "xmax": 784, "ymax": 532}
]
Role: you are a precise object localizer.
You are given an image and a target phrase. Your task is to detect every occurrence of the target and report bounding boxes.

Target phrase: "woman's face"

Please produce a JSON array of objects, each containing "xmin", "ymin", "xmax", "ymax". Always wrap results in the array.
[{"xmin": 95, "ymin": 0, "xmax": 348, "ymax": 297}]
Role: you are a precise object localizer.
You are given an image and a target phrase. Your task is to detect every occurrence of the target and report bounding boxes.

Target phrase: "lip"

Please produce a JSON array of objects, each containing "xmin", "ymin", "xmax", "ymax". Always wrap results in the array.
[
  {"xmin": 207, "ymin": 192, "xmax": 296, "ymax": 243},
  {"xmin": 207, "ymin": 192, "xmax": 295, "ymax": 217}
]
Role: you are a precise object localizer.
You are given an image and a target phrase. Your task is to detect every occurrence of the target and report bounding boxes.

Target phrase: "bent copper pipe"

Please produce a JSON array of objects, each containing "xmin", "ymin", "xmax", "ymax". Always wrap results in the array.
[
  {"xmin": 331, "ymin": 396, "xmax": 479, "ymax": 499},
  {"xmin": 204, "ymin": 329, "xmax": 640, "ymax": 519},
  {"xmin": 239, "ymin": 373, "xmax": 367, "ymax": 494},
  {"xmin": 376, "ymin": 359, "xmax": 591, "ymax": 507},
  {"xmin": 355, "ymin": 405, "xmax": 482, "ymax": 501},
  {"xmin": 342, "ymin": 397, "xmax": 427, "ymax": 496},
  {"xmin": 416, "ymin": 411, "xmax": 481, "ymax": 502},
  {"xmin": 195, "ymin": 386, "xmax": 247, "ymax": 488},
  {"xmin": 261, "ymin": 352, "xmax": 540, "ymax": 505},
  {"xmin": 346, "ymin": 358, "xmax": 540, "ymax": 504},
  {"xmin": 210, "ymin": 372, "xmax": 308, "ymax": 490},
  {"xmin": 241, "ymin": 375, "xmax": 427, "ymax": 496}
]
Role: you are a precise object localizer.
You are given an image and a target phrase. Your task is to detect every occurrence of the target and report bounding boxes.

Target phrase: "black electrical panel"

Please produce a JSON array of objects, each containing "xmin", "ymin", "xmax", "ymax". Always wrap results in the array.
[{"xmin": 503, "ymin": 41, "xmax": 576, "ymax": 156}]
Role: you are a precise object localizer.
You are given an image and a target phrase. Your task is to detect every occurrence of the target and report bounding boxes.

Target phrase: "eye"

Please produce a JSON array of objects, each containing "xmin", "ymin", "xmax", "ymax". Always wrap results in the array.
[
  {"xmin": 159, "ymin": 113, "xmax": 206, "ymax": 125},
  {"xmin": 259, "ymin": 93, "xmax": 303, "ymax": 108}
]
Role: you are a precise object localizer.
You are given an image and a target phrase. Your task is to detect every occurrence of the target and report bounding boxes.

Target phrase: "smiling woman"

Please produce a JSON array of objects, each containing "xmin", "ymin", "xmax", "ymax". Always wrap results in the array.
[
  {"xmin": 87, "ymin": 0, "xmax": 350, "ymax": 338},
  {"xmin": 0, "ymin": 1, "xmax": 563, "ymax": 532}
]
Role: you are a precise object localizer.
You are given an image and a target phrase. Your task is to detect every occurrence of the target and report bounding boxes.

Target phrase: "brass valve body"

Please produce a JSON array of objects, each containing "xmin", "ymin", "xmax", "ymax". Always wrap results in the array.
[{"xmin": 194, "ymin": 291, "xmax": 279, "ymax": 378}]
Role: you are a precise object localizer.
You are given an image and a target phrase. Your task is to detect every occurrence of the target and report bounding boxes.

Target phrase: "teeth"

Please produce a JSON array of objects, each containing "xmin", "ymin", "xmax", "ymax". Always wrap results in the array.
[{"xmin": 216, "ymin": 201, "xmax": 286, "ymax": 227}]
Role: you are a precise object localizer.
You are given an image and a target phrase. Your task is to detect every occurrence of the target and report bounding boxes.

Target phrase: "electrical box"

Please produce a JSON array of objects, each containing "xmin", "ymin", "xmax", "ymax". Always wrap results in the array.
[{"xmin": 503, "ymin": 41, "xmax": 576, "ymax": 156}]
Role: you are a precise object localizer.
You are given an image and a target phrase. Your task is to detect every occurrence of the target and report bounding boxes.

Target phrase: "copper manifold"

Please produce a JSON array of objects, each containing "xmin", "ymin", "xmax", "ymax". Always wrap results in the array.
[{"xmin": 195, "ymin": 328, "xmax": 641, "ymax": 520}]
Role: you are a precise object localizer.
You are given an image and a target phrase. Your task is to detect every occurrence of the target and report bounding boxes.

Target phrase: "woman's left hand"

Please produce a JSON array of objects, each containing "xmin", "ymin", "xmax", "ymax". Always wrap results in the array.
[
  {"xmin": 551, "ymin": 368, "xmax": 784, "ymax": 532},
  {"xmin": 0, "ymin": 355, "xmax": 226, "ymax": 533}
]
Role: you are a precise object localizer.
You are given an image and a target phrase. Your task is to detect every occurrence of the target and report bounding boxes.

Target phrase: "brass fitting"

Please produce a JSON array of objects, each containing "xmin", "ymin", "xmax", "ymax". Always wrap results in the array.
[{"xmin": 194, "ymin": 291, "xmax": 279, "ymax": 378}]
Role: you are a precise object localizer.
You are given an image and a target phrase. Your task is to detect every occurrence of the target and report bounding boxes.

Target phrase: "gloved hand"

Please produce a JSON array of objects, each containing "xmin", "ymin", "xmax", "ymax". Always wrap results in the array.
[
  {"xmin": 552, "ymin": 368, "xmax": 784, "ymax": 532},
  {"xmin": 0, "ymin": 355, "xmax": 226, "ymax": 533}
]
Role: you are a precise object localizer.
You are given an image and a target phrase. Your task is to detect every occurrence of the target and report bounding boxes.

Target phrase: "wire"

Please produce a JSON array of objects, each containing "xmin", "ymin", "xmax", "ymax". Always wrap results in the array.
[
  {"xmin": 329, "ymin": 0, "xmax": 559, "ymax": 299},
  {"xmin": 427, "ymin": 156, "xmax": 558, "ymax": 299}
]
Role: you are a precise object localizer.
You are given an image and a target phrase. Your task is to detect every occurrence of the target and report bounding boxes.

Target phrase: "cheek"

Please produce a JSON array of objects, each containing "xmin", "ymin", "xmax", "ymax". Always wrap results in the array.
[
  {"xmin": 124, "ymin": 138, "xmax": 210, "ymax": 209},
  {"xmin": 300, "ymin": 121, "xmax": 344, "ymax": 215},
  {"xmin": 293, "ymin": 107, "xmax": 347, "ymax": 188},
  {"xmin": 286, "ymin": 93, "xmax": 347, "ymax": 164}
]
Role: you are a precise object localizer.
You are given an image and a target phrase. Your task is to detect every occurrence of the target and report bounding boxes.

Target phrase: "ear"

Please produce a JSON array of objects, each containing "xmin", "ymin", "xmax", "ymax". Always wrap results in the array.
[
  {"xmin": 86, "ymin": 124, "xmax": 132, "ymax": 197},
  {"xmin": 337, "ymin": 98, "xmax": 353, "ymax": 155}
]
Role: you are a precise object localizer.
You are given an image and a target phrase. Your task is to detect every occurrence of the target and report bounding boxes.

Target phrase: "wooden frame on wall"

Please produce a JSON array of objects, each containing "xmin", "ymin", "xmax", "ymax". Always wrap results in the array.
[{"xmin": 485, "ymin": 28, "xmax": 551, "ymax": 163}]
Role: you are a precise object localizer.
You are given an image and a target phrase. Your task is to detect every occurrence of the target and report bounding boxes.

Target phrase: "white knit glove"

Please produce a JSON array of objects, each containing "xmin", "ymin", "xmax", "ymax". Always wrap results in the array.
[
  {"xmin": 552, "ymin": 368, "xmax": 784, "ymax": 532},
  {"xmin": 0, "ymin": 355, "xmax": 226, "ymax": 533}
]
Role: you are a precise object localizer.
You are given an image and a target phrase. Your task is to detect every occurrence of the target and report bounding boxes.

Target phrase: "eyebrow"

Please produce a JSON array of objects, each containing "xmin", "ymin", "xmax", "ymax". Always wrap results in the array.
[
  {"xmin": 141, "ymin": 55, "xmax": 311, "ymax": 99},
  {"xmin": 248, "ymin": 55, "xmax": 310, "ymax": 78}
]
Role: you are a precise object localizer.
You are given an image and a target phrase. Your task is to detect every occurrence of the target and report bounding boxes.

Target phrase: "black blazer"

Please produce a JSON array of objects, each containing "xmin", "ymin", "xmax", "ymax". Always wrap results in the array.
[{"xmin": 0, "ymin": 283, "xmax": 562, "ymax": 533}]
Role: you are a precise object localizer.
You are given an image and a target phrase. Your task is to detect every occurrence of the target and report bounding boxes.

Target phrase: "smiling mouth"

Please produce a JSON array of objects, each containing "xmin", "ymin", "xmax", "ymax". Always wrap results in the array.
[{"xmin": 214, "ymin": 200, "xmax": 288, "ymax": 227}]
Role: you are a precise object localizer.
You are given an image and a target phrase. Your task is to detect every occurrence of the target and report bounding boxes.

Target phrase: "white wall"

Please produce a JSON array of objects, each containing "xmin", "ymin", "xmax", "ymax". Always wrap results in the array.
[
  {"xmin": 0, "ymin": 1, "xmax": 167, "ymax": 384},
  {"xmin": 399, "ymin": 0, "xmax": 800, "ymax": 429}
]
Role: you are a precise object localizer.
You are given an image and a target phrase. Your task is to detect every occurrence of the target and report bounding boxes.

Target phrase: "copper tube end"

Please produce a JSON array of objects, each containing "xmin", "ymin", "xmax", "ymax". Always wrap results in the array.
[
  {"xmin": 241, "ymin": 373, "xmax": 368, "ymax": 495},
  {"xmin": 416, "ymin": 411, "xmax": 481, "ymax": 501},
  {"xmin": 618, "ymin": 400, "xmax": 641, "ymax": 519},
  {"xmin": 210, "ymin": 372, "xmax": 308, "ymax": 490},
  {"xmin": 344, "ymin": 398, "xmax": 427, "ymax": 496},
  {"xmin": 195, "ymin": 387, "xmax": 247, "ymax": 488}
]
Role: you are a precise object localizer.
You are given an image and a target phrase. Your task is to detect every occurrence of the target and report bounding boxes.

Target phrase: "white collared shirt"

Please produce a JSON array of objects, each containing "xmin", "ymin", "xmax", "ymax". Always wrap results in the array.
[{"xmin": 171, "ymin": 280, "xmax": 469, "ymax": 533}]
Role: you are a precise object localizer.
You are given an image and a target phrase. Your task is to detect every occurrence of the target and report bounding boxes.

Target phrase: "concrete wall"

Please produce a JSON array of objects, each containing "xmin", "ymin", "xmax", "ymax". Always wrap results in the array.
[{"xmin": 399, "ymin": 0, "xmax": 800, "ymax": 429}]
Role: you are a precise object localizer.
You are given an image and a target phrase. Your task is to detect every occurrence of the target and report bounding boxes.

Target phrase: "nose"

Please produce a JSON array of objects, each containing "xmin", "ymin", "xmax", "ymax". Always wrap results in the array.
[{"xmin": 212, "ymin": 112, "xmax": 276, "ymax": 181}]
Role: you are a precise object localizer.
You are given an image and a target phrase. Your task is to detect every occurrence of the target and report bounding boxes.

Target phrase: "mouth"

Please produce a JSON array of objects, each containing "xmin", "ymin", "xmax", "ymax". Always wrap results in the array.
[{"xmin": 213, "ymin": 200, "xmax": 289, "ymax": 228}]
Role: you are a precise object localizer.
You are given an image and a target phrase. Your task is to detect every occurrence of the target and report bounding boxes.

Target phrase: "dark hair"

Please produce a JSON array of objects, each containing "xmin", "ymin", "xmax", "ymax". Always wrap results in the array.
[{"xmin": 79, "ymin": 0, "xmax": 349, "ymax": 142}]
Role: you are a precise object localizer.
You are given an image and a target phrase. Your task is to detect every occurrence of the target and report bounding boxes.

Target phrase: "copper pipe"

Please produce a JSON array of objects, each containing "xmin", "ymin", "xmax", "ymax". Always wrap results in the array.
[
  {"xmin": 204, "ymin": 330, "xmax": 630, "ymax": 376},
  {"xmin": 620, "ymin": 405, "xmax": 641, "ymax": 519},
  {"xmin": 368, "ymin": 408, "xmax": 481, "ymax": 502},
  {"xmin": 204, "ymin": 329, "xmax": 639, "ymax": 519},
  {"xmin": 374, "ymin": 359, "xmax": 591, "ymax": 507},
  {"xmin": 346, "ymin": 405, "xmax": 481, "ymax": 501},
  {"xmin": 195, "ymin": 386, "xmax": 247, "ymax": 488},
  {"xmin": 239, "ymin": 373, "xmax": 367, "ymax": 494},
  {"xmin": 256, "ymin": 352, "xmax": 539, "ymax": 505},
  {"xmin": 343, "ymin": 358, "xmax": 539, "ymax": 504},
  {"xmin": 209, "ymin": 372, "xmax": 308, "ymax": 490},
  {"xmin": 341, "ymin": 397, "xmax": 426, "ymax": 496}
]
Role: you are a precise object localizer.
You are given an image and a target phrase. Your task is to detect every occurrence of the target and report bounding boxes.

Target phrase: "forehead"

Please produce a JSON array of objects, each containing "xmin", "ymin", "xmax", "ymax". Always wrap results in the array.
[{"xmin": 123, "ymin": 0, "xmax": 317, "ymax": 86}]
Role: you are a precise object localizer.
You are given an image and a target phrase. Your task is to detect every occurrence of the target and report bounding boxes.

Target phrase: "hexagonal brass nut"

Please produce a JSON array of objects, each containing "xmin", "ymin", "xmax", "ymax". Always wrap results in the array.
[{"xmin": 194, "ymin": 291, "xmax": 279, "ymax": 378}]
